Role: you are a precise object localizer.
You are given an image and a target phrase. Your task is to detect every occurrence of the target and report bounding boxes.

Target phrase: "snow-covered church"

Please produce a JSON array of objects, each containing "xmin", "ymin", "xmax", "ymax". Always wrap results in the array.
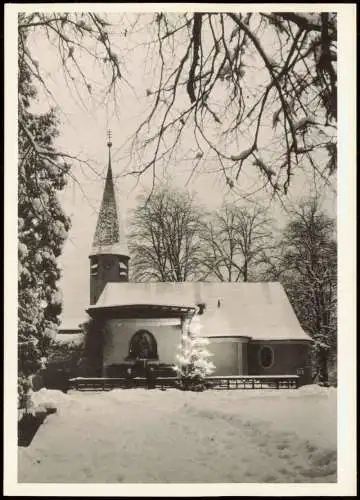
[{"xmin": 61, "ymin": 141, "xmax": 313, "ymax": 386}]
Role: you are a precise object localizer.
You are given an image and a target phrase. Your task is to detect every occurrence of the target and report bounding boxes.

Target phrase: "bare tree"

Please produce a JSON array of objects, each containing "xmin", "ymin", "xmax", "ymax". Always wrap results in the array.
[
  {"xmin": 131, "ymin": 12, "xmax": 337, "ymax": 196},
  {"xmin": 18, "ymin": 12, "xmax": 128, "ymax": 183},
  {"xmin": 200, "ymin": 204, "xmax": 274, "ymax": 282},
  {"xmin": 128, "ymin": 187, "xmax": 204, "ymax": 282},
  {"xmin": 18, "ymin": 11, "xmax": 337, "ymax": 200},
  {"xmin": 277, "ymin": 197, "xmax": 337, "ymax": 385}
]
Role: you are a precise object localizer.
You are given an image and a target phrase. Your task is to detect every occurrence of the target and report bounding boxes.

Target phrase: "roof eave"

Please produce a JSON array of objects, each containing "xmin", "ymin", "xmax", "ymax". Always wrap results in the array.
[
  {"xmin": 250, "ymin": 337, "xmax": 313, "ymax": 342},
  {"xmin": 90, "ymin": 245, "xmax": 130, "ymax": 258},
  {"xmin": 86, "ymin": 303, "xmax": 196, "ymax": 318}
]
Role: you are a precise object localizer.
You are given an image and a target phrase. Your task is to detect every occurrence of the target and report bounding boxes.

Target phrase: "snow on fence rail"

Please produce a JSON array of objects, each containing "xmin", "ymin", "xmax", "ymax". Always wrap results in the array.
[
  {"xmin": 207, "ymin": 375, "xmax": 299, "ymax": 390},
  {"xmin": 69, "ymin": 374, "xmax": 299, "ymax": 391}
]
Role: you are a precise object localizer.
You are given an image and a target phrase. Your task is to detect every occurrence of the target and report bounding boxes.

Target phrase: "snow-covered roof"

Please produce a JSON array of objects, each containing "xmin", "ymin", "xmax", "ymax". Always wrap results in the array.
[
  {"xmin": 54, "ymin": 333, "xmax": 85, "ymax": 345},
  {"xmin": 89, "ymin": 282, "xmax": 197, "ymax": 310},
  {"xmin": 200, "ymin": 308, "xmax": 250, "ymax": 338},
  {"xmin": 86, "ymin": 282, "xmax": 311, "ymax": 341},
  {"xmin": 58, "ymin": 317, "xmax": 87, "ymax": 332}
]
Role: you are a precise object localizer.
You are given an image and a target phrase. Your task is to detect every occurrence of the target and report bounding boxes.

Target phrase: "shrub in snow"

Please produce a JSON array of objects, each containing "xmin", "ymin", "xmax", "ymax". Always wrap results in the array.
[
  {"xmin": 42, "ymin": 337, "xmax": 84, "ymax": 391},
  {"xmin": 30, "ymin": 371, "xmax": 44, "ymax": 392},
  {"xmin": 175, "ymin": 312, "xmax": 215, "ymax": 391},
  {"xmin": 29, "ymin": 387, "xmax": 70, "ymax": 415},
  {"xmin": 18, "ymin": 375, "xmax": 32, "ymax": 410}
]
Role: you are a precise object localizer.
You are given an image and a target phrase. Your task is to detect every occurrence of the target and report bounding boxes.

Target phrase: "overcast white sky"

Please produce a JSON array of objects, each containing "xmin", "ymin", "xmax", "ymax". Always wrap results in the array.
[
  {"xmin": 4, "ymin": 7, "xmax": 356, "ymax": 497},
  {"xmin": 22, "ymin": 9, "xmax": 337, "ymax": 322}
]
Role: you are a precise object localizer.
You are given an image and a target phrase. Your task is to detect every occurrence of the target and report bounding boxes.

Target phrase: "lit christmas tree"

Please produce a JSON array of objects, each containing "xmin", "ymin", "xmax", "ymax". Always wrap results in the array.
[{"xmin": 175, "ymin": 309, "xmax": 215, "ymax": 390}]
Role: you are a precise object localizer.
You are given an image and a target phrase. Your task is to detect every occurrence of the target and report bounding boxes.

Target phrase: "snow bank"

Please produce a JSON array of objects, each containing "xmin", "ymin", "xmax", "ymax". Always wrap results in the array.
[
  {"xmin": 296, "ymin": 384, "xmax": 337, "ymax": 396},
  {"xmin": 29, "ymin": 388, "xmax": 70, "ymax": 412},
  {"xmin": 18, "ymin": 387, "xmax": 337, "ymax": 484}
]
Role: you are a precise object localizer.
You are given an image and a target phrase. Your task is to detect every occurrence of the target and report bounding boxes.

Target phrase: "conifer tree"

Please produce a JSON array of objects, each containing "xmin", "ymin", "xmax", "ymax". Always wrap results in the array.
[
  {"xmin": 18, "ymin": 36, "xmax": 71, "ymax": 407},
  {"xmin": 175, "ymin": 311, "xmax": 215, "ymax": 390}
]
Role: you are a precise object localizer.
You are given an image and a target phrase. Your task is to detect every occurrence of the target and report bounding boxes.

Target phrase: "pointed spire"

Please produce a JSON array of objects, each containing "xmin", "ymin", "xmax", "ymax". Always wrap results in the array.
[{"xmin": 91, "ymin": 132, "xmax": 129, "ymax": 257}]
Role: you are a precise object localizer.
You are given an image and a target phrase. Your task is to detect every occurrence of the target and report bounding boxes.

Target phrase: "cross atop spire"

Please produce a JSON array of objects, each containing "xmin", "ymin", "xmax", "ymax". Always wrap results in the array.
[{"xmin": 107, "ymin": 129, "xmax": 112, "ymax": 149}]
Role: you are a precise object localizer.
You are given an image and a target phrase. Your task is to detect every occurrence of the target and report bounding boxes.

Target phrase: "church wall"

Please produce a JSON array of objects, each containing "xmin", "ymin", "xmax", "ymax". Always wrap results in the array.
[
  {"xmin": 207, "ymin": 338, "xmax": 249, "ymax": 376},
  {"xmin": 102, "ymin": 318, "xmax": 182, "ymax": 371},
  {"xmin": 247, "ymin": 340, "xmax": 312, "ymax": 385}
]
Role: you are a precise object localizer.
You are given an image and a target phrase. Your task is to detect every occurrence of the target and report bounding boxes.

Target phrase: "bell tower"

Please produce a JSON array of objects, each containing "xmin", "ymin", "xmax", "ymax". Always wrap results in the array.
[{"xmin": 89, "ymin": 131, "xmax": 130, "ymax": 305}]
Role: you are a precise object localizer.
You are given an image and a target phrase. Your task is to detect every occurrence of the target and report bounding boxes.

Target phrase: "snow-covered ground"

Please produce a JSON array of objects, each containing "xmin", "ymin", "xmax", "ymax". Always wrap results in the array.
[{"xmin": 18, "ymin": 385, "xmax": 337, "ymax": 483}]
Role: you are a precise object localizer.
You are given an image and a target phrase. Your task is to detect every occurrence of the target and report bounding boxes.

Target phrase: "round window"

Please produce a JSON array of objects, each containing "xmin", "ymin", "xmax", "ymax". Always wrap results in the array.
[{"xmin": 259, "ymin": 346, "xmax": 274, "ymax": 368}]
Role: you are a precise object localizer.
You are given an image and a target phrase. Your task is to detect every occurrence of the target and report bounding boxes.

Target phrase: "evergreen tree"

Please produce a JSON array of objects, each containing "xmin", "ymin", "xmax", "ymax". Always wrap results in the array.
[{"xmin": 18, "ymin": 36, "xmax": 71, "ymax": 407}]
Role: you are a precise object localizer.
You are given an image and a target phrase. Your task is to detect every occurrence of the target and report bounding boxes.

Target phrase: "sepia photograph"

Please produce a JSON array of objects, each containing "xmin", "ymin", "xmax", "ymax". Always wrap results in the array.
[{"xmin": 4, "ymin": 3, "xmax": 356, "ymax": 496}]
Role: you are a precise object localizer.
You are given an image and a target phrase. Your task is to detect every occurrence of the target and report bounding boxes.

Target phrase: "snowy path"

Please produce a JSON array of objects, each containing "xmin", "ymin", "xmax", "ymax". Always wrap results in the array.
[{"xmin": 18, "ymin": 387, "xmax": 337, "ymax": 483}]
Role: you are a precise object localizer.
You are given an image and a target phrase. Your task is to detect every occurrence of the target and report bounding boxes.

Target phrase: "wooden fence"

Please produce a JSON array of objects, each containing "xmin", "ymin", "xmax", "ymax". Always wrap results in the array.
[{"xmin": 69, "ymin": 374, "xmax": 299, "ymax": 391}]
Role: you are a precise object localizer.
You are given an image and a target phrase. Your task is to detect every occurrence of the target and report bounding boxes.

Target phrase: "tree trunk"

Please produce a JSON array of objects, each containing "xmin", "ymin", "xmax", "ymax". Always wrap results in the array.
[
  {"xmin": 243, "ymin": 261, "xmax": 248, "ymax": 282},
  {"xmin": 317, "ymin": 348, "xmax": 329, "ymax": 386}
]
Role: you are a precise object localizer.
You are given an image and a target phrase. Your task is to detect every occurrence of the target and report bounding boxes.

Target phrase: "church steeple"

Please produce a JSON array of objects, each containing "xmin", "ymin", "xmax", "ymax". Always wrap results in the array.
[
  {"xmin": 91, "ymin": 131, "xmax": 129, "ymax": 257},
  {"xmin": 89, "ymin": 132, "xmax": 130, "ymax": 305}
]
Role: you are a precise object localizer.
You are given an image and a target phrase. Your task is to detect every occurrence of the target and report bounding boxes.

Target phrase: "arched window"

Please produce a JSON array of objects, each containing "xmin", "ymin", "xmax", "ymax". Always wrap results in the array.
[
  {"xmin": 119, "ymin": 261, "xmax": 128, "ymax": 278},
  {"xmin": 126, "ymin": 330, "xmax": 158, "ymax": 360},
  {"xmin": 90, "ymin": 258, "xmax": 98, "ymax": 276},
  {"xmin": 259, "ymin": 345, "xmax": 274, "ymax": 369}
]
